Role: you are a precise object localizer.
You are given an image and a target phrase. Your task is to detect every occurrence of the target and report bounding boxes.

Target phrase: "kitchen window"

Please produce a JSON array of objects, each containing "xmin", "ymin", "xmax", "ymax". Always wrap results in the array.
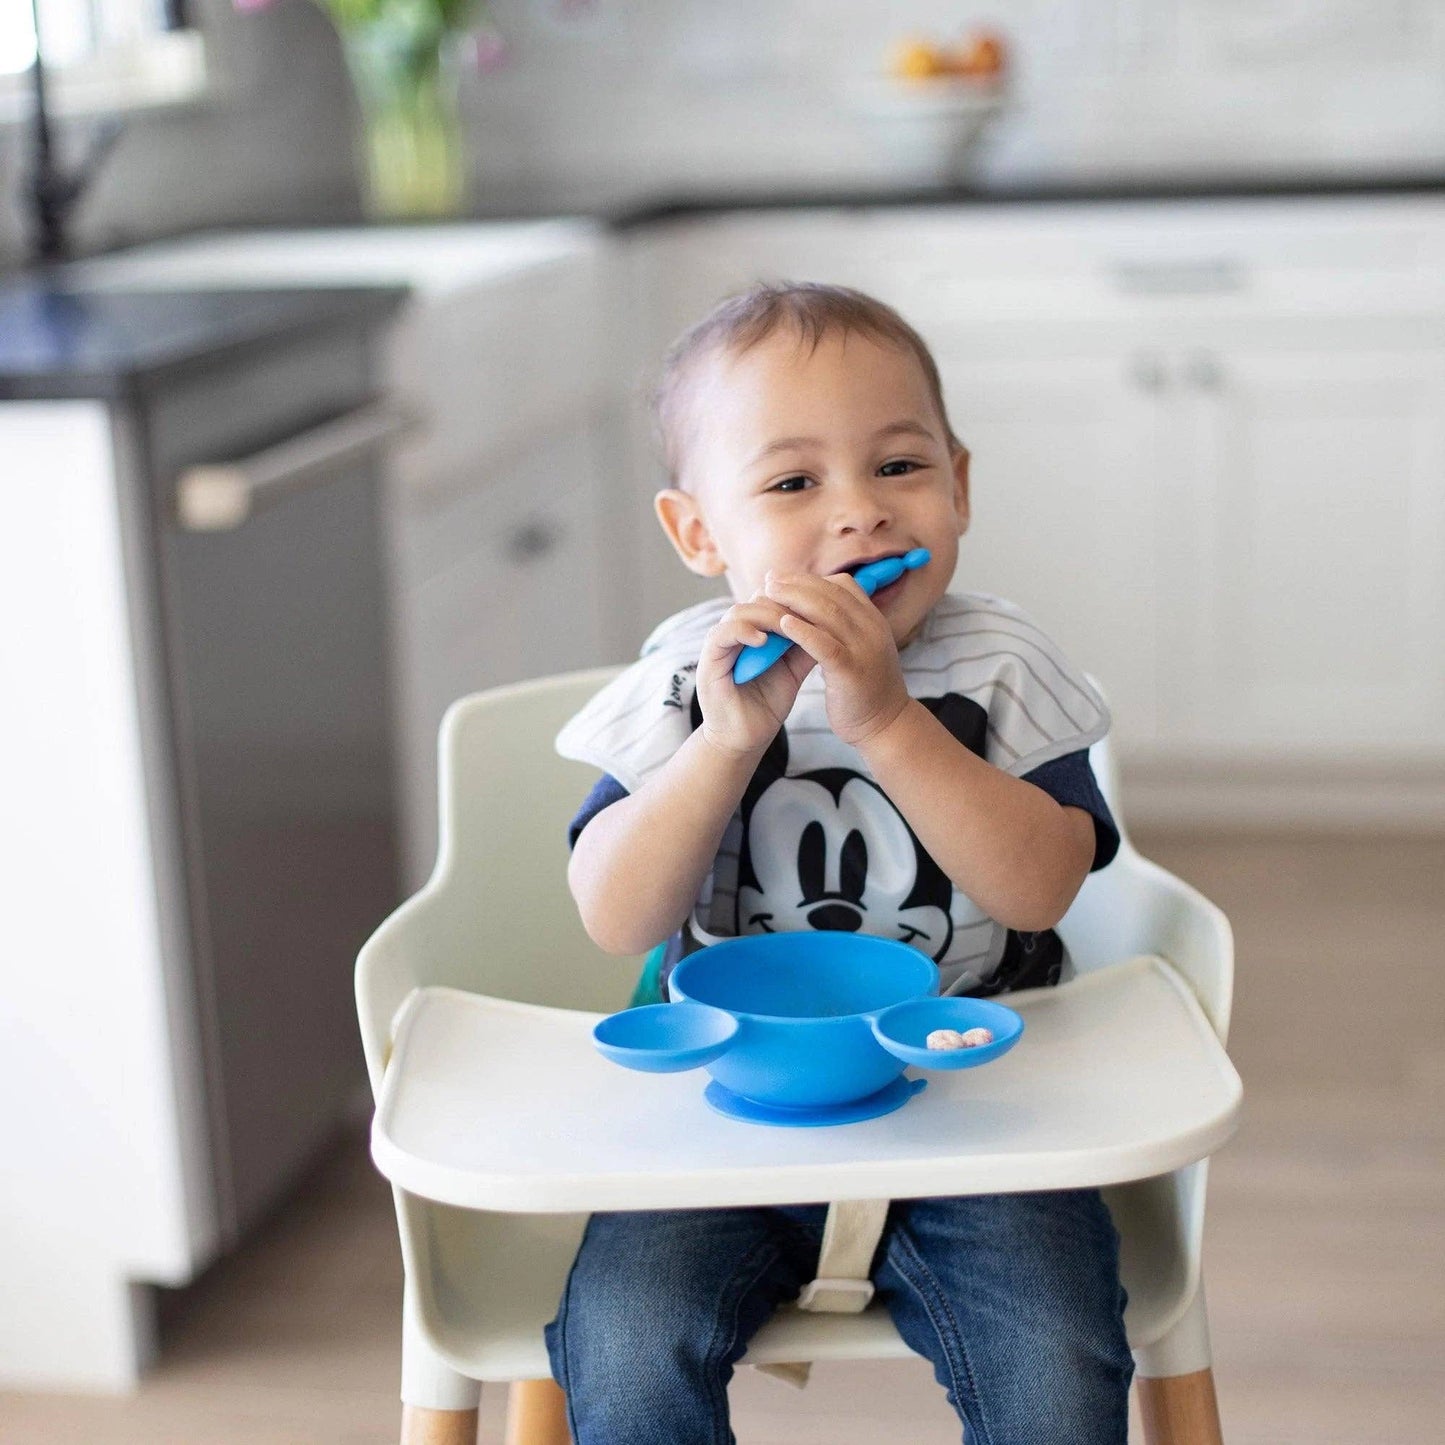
[{"xmin": 0, "ymin": 0, "xmax": 206, "ymax": 122}]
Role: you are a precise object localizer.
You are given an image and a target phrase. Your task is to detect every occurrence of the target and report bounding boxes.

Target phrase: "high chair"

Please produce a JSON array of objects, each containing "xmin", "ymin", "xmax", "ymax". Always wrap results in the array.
[{"xmin": 356, "ymin": 667, "xmax": 1241, "ymax": 1445}]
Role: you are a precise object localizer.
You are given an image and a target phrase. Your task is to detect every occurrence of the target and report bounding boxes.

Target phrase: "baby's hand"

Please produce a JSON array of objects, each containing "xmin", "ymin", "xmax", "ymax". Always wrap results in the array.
[
  {"xmin": 695, "ymin": 595, "xmax": 816, "ymax": 758},
  {"xmin": 763, "ymin": 571, "xmax": 910, "ymax": 747}
]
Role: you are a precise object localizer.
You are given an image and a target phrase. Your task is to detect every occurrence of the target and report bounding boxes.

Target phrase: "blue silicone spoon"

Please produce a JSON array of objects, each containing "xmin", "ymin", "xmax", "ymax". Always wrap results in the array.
[{"xmin": 732, "ymin": 547, "xmax": 931, "ymax": 684}]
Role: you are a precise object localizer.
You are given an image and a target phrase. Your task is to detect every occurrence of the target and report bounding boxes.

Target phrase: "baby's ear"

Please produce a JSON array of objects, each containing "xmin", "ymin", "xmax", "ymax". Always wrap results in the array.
[
  {"xmin": 655, "ymin": 488, "xmax": 727, "ymax": 577},
  {"xmin": 951, "ymin": 447, "xmax": 971, "ymax": 535}
]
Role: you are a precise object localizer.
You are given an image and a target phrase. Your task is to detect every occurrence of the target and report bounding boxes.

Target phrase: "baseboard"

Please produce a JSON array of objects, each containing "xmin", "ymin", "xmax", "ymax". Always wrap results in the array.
[{"xmin": 1119, "ymin": 760, "xmax": 1445, "ymax": 832}]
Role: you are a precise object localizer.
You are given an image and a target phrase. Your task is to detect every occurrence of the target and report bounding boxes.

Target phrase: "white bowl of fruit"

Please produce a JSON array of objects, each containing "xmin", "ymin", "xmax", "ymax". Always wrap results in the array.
[{"xmin": 854, "ymin": 29, "xmax": 1010, "ymax": 181}]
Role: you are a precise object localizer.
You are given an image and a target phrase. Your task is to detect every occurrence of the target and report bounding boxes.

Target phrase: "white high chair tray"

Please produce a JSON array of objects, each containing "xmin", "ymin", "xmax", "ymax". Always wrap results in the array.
[{"xmin": 371, "ymin": 955, "xmax": 1241, "ymax": 1213}]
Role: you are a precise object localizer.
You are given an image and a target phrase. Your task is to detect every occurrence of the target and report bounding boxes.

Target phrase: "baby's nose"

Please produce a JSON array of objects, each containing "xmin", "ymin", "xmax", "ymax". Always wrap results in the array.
[{"xmin": 834, "ymin": 489, "xmax": 890, "ymax": 535}]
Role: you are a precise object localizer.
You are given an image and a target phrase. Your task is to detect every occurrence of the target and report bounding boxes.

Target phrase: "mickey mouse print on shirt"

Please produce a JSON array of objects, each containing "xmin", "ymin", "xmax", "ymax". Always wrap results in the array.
[
  {"xmin": 738, "ymin": 754, "xmax": 954, "ymax": 955},
  {"xmin": 556, "ymin": 591, "xmax": 1111, "ymax": 996},
  {"xmin": 730, "ymin": 691, "xmax": 1000, "ymax": 965}
]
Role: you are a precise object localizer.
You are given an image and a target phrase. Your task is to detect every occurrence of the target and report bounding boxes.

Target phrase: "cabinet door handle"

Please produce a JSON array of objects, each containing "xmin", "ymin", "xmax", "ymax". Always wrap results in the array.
[
  {"xmin": 1129, "ymin": 352, "xmax": 1168, "ymax": 392},
  {"xmin": 508, "ymin": 518, "xmax": 562, "ymax": 562},
  {"xmin": 1110, "ymin": 259, "xmax": 1246, "ymax": 295},
  {"xmin": 1183, "ymin": 351, "xmax": 1224, "ymax": 391},
  {"xmin": 175, "ymin": 399, "xmax": 420, "ymax": 532}
]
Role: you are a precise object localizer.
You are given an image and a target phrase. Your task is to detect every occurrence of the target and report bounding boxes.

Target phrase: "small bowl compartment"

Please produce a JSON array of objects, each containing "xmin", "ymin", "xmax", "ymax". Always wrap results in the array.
[
  {"xmin": 593, "ymin": 1002, "xmax": 739, "ymax": 1073},
  {"xmin": 872, "ymin": 996, "xmax": 1023, "ymax": 1070}
]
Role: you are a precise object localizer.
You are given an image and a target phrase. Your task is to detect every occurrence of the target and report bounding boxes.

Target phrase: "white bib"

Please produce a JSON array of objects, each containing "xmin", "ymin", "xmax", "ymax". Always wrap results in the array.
[{"xmin": 557, "ymin": 591, "xmax": 1109, "ymax": 995}]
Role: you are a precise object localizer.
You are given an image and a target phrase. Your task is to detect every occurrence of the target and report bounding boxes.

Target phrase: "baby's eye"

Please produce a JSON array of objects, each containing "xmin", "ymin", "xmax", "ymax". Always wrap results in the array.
[
  {"xmin": 879, "ymin": 459, "xmax": 921, "ymax": 477},
  {"xmin": 770, "ymin": 475, "xmax": 812, "ymax": 493}
]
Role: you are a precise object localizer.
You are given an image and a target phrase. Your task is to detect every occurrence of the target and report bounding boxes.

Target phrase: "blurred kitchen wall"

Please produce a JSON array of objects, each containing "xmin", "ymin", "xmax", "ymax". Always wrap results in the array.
[
  {"xmin": 0, "ymin": 0, "xmax": 358, "ymax": 267},
  {"xmin": 460, "ymin": 0, "xmax": 1445, "ymax": 210},
  {"xmin": 5, "ymin": 0, "xmax": 1445, "ymax": 270}
]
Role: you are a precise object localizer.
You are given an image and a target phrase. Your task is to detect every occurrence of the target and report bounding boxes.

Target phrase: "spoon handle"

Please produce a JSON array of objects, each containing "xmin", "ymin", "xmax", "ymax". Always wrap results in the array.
[{"xmin": 731, "ymin": 548, "xmax": 930, "ymax": 684}]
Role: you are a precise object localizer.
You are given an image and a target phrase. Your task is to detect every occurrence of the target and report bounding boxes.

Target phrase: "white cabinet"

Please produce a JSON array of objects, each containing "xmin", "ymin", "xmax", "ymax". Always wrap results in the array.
[
  {"xmin": 928, "ymin": 335, "xmax": 1169, "ymax": 756},
  {"xmin": 934, "ymin": 327, "xmax": 1445, "ymax": 768},
  {"xmin": 1164, "ymin": 338, "xmax": 1445, "ymax": 759},
  {"xmin": 391, "ymin": 421, "xmax": 609, "ymax": 887},
  {"xmin": 374, "ymin": 237, "xmax": 624, "ymax": 884}
]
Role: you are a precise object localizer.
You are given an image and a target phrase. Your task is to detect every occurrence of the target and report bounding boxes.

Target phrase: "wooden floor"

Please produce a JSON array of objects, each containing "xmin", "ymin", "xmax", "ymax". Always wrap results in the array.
[{"xmin": 5, "ymin": 833, "xmax": 1444, "ymax": 1444}]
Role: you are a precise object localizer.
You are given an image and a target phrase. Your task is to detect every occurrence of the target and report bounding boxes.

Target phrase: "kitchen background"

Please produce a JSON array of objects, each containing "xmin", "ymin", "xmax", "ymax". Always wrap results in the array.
[
  {"xmin": 5, "ymin": 0, "xmax": 1445, "ymax": 258},
  {"xmin": 2, "ymin": 2, "xmax": 1443, "ymax": 1443}
]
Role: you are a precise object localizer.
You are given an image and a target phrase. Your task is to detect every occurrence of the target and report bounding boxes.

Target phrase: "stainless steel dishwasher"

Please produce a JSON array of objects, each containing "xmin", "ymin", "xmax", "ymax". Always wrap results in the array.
[{"xmin": 136, "ymin": 320, "xmax": 407, "ymax": 1244}]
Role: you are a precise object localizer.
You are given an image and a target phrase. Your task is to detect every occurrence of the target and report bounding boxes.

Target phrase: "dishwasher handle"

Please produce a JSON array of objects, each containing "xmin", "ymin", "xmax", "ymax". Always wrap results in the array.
[{"xmin": 175, "ymin": 399, "xmax": 420, "ymax": 532}]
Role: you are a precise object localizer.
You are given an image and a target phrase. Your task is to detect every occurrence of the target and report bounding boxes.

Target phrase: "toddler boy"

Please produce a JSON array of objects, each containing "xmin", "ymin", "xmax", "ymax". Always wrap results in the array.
[{"xmin": 547, "ymin": 283, "xmax": 1133, "ymax": 1443}]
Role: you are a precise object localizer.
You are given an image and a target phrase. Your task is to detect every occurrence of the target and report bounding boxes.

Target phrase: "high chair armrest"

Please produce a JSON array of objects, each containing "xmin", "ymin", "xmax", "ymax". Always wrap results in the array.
[
  {"xmin": 1060, "ymin": 843, "xmax": 1234, "ymax": 1044},
  {"xmin": 357, "ymin": 890, "xmax": 442, "ymax": 1099}
]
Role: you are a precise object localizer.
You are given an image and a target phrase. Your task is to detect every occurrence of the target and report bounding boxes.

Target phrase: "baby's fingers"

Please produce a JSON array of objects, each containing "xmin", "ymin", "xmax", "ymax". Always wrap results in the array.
[
  {"xmin": 727, "ymin": 599, "xmax": 791, "ymax": 641},
  {"xmin": 765, "ymin": 572, "xmax": 870, "ymax": 633},
  {"xmin": 701, "ymin": 602, "xmax": 786, "ymax": 664},
  {"xmin": 775, "ymin": 610, "xmax": 846, "ymax": 668}
]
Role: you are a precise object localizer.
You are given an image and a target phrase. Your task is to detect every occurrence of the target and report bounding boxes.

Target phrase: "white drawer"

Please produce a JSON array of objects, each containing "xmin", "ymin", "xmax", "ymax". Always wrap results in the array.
[{"xmin": 390, "ymin": 425, "xmax": 608, "ymax": 884}]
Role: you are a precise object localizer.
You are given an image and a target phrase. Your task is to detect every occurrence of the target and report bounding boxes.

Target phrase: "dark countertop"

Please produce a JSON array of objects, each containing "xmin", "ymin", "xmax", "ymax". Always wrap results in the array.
[
  {"xmin": 0, "ymin": 282, "xmax": 407, "ymax": 402},
  {"xmin": 4, "ymin": 169, "xmax": 1442, "ymax": 399},
  {"xmin": 599, "ymin": 170, "xmax": 1445, "ymax": 229}
]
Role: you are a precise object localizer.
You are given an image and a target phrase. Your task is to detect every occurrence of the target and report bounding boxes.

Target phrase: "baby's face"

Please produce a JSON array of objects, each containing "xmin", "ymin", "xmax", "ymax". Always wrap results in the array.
[{"xmin": 657, "ymin": 327, "xmax": 969, "ymax": 650}]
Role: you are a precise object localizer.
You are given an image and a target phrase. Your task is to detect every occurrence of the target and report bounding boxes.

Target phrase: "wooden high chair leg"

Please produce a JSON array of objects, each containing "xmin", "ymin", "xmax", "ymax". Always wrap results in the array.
[
  {"xmin": 1137, "ymin": 1368, "xmax": 1224, "ymax": 1445},
  {"xmin": 400, "ymin": 1403, "xmax": 480, "ymax": 1445},
  {"xmin": 504, "ymin": 1378, "xmax": 571, "ymax": 1445}
]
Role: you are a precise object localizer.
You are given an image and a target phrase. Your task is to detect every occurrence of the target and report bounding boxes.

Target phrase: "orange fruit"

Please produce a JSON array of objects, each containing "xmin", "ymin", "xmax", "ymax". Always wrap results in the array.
[
  {"xmin": 888, "ymin": 38, "xmax": 946, "ymax": 81},
  {"xmin": 953, "ymin": 30, "xmax": 1007, "ymax": 78}
]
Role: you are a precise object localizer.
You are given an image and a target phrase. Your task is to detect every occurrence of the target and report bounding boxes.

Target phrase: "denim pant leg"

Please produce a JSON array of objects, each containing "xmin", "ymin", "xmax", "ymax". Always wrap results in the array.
[
  {"xmin": 545, "ymin": 1205, "xmax": 825, "ymax": 1445},
  {"xmin": 873, "ymin": 1190, "xmax": 1134, "ymax": 1445}
]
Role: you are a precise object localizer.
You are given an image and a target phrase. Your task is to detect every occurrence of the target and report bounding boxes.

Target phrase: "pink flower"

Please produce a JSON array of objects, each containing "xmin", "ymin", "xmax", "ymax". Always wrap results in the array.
[{"xmin": 463, "ymin": 25, "xmax": 510, "ymax": 75}]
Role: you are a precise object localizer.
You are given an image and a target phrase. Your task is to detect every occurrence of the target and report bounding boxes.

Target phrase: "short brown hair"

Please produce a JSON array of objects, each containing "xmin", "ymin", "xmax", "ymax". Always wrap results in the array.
[{"xmin": 651, "ymin": 281, "xmax": 962, "ymax": 487}]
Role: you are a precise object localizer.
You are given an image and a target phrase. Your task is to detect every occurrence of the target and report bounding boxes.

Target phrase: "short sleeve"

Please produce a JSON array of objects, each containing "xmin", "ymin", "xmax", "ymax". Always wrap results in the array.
[
  {"xmin": 567, "ymin": 772, "xmax": 630, "ymax": 849},
  {"xmin": 1020, "ymin": 749, "xmax": 1120, "ymax": 872}
]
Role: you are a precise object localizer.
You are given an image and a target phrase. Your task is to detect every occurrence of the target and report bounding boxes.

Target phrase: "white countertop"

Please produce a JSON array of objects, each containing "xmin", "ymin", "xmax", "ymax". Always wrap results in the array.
[{"xmin": 66, "ymin": 220, "xmax": 606, "ymax": 297}]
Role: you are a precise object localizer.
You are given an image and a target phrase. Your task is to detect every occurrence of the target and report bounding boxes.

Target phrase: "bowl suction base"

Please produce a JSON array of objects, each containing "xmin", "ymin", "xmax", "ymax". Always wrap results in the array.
[{"xmin": 703, "ymin": 1075, "xmax": 926, "ymax": 1128}]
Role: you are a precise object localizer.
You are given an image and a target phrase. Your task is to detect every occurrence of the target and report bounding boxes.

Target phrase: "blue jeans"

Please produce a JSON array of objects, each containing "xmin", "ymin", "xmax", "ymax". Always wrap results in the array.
[{"xmin": 544, "ymin": 1190, "xmax": 1133, "ymax": 1444}]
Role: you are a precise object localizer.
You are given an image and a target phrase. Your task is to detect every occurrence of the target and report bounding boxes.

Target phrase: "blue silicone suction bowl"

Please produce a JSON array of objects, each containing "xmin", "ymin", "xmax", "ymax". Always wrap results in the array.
[
  {"xmin": 592, "ymin": 933, "xmax": 1025, "ymax": 1118},
  {"xmin": 669, "ymin": 933, "xmax": 938, "ymax": 1108}
]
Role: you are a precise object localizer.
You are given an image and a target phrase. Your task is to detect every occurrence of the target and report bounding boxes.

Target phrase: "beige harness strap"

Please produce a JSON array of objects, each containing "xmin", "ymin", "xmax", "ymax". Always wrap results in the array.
[{"xmin": 752, "ymin": 1198, "xmax": 890, "ymax": 1389}]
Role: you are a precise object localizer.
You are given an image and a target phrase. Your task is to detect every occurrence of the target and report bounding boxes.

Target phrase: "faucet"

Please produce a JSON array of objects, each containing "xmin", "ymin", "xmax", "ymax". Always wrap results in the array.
[{"xmin": 24, "ymin": 0, "xmax": 125, "ymax": 265}]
